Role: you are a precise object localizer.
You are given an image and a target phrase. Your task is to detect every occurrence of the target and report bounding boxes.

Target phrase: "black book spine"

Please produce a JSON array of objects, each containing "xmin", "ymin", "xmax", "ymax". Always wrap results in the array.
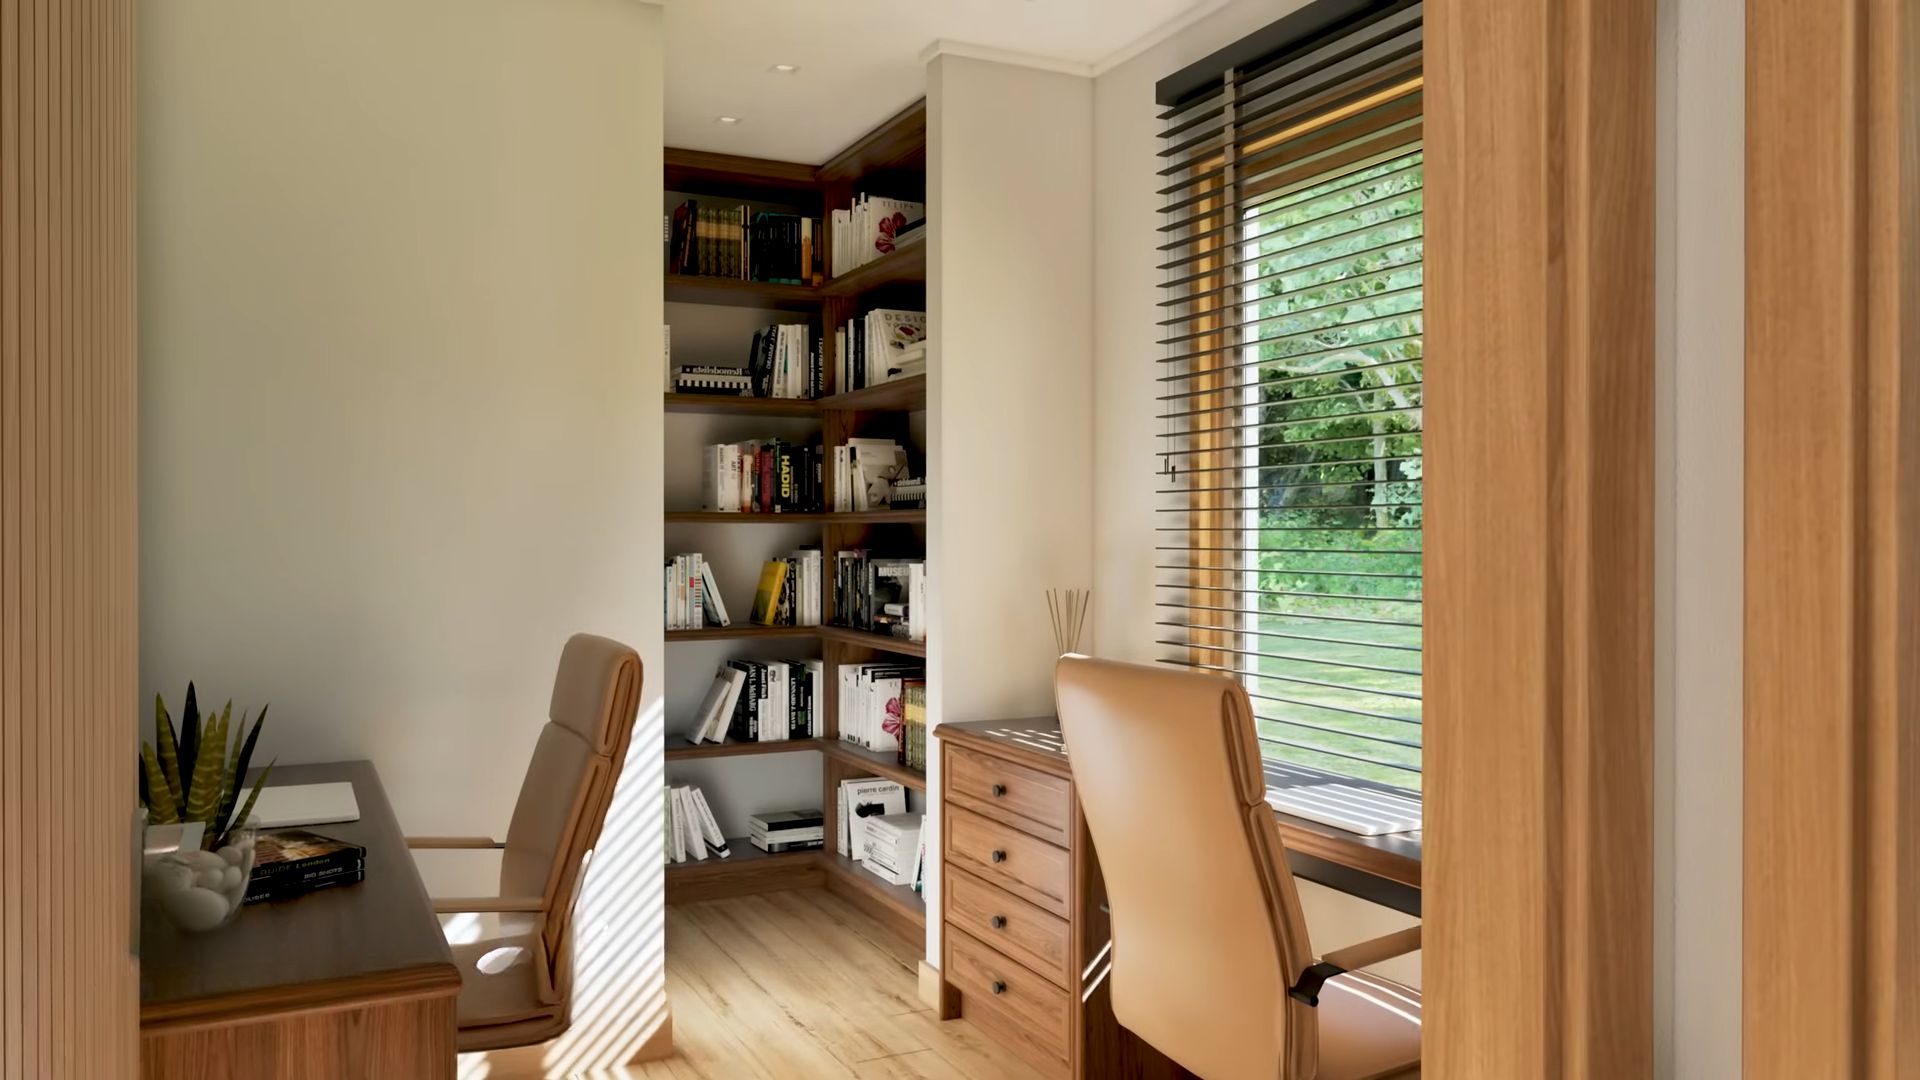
[
  {"xmin": 246, "ymin": 866, "xmax": 365, "ymax": 904},
  {"xmin": 250, "ymin": 847, "xmax": 365, "ymax": 883}
]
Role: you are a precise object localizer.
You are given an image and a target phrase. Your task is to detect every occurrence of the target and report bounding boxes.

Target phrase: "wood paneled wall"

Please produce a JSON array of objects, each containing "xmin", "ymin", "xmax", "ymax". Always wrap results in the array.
[
  {"xmin": 1745, "ymin": 0, "xmax": 1919, "ymax": 1075},
  {"xmin": 2, "ymin": 0, "xmax": 140, "ymax": 1076},
  {"xmin": 1424, "ymin": 0, "xmax": 1656, "ymax": 1074}
]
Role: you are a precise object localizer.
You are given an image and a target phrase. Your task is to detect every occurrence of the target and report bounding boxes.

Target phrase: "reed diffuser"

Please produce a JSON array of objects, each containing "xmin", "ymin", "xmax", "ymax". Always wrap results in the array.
[{"xmin": 1047, "ymin": 588, "xmax": 1091, "ymax": 655}]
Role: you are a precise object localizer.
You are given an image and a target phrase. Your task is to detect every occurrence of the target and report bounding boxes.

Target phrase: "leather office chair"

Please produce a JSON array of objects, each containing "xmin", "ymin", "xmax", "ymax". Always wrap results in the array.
[
  {"xmin": 408, "ymin": 633, "xmax": 642, "ymax": 1052},
  {"xmin": 1055, "ymin": 655, "xmax": 1421, "ymax": 1080}
]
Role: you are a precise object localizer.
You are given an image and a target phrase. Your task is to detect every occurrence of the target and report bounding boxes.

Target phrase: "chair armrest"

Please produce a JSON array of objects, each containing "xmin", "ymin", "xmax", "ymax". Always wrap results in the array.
[
  {"xmin": 431, "ymin": 896, "xmax": 546, "ymax": 914},
  {"xmin": 407, "ymin": 836, "xmax": 504, "ymax": 849},
  {"xmin": 1289, "ymin": 926, "xmax": 1421, "ymax": 1007},
  {"xmin": 1320, "ymin": 925, "xmax": 1421, "ymax": 971}
]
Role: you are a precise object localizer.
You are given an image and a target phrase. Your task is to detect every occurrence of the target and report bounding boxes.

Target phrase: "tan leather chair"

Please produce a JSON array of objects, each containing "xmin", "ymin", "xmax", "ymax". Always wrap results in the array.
[
  {"xmin": 1055, "ymin": 655, "xmax": 1421, "ymax": 1080},
  {"xmin": 408, "ymin": 633, "xmax": 642, "ymax": 1052}
]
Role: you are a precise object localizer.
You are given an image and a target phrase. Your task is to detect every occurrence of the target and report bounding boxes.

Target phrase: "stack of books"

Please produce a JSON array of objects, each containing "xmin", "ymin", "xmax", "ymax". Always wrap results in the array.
[
  {"xmin": 861, "ymin": 812, "xmax": 923, "ymax": 887},
  {"xmin": 829, "ymin": 195, "xmax": 924, "ymax": 276},
  {"xmin": 834, "ymin": 309, "xmax": 925, "ymax": 394},
  {"xmin": 703, "ymin": 440, "xmax": 823, "ymax": 514},
  {"xmin": 668, "ymin": 200, "xmax": 822, "ymax": 284},
  {"xmin": 836, "ymin": 778, "xmax": 906, "ymax": 858},
  {"xmin": 664, "ymin": 784, "xmax": 730, "ymax": 864},
  {"xmin": 830, "ymin": 439, "xmax": 910, "ymax": 512},
  {"xmin": 750, "ymin": 551, "xmax": 823, "ymax": 627},
  {"xmin": 244, "ymin": 828, "xmax": 365, "ymax": 904},
  {"xmin": 665, "ymin": 553, "xmax": 728, "ymax": 630},
  {"xmin": 686, "ymin": 659, "xmax": 823, "ymax": 744},
  {"xmin": 832, "ymin": 551, "xmax": 926, "ymax": 641},
  {"xmin": 749, "ymin": 809, "xmax": 824, "ymax": 854}
]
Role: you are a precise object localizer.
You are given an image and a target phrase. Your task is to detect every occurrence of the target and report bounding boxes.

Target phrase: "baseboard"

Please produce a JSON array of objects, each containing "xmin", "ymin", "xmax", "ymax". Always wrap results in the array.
[{"xmin": 917, "ymin": 960, "xmax": 943, "ymax": 1011}]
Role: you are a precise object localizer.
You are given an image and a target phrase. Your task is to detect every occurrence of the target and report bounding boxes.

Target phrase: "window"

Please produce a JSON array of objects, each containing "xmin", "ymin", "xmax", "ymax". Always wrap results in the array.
[{"xmin": 1156, "ymin": 2, "xmax": 1423, "ymax": 792}]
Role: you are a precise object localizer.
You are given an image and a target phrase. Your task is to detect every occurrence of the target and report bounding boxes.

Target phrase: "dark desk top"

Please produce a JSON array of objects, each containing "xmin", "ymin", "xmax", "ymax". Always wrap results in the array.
[
  {"xmin": 936, "ymin": 717, "xmax": 1422, "ymax": 914},
  {"xmin": 139, "ymin": 760, "xmax": 461, "ymax": 1029}
]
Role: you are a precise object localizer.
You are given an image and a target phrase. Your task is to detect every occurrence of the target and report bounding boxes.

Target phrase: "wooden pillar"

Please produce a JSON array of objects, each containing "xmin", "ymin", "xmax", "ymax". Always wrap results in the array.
[
  {"xmin": 1423, "ymin": 0, "xmax": 1657, "ymax": 1074},
  {"xmin": 1, "ymin": 0, "xmax": 142, "ymax": 1075},
  {"xmin": 1744, "ymin": 1, "xmax": 1919, "ymax": 1075}
]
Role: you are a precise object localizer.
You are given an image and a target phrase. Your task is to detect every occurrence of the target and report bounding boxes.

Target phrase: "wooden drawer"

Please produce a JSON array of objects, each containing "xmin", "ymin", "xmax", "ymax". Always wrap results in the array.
[
  {"xmin": 946, "ymin": 743, "xmax": 1072, "ymax": 846},
  {"xmin": 944, "ymin": 865, "xmax": 1071, "ymax": 988},
  {"xmin": 945, "ymin": 805, "xmax": 1070, "ymax": 918},
  {"xmin": 947, "ymin": 928, "xmax": 1070, "ymax": 1070}
]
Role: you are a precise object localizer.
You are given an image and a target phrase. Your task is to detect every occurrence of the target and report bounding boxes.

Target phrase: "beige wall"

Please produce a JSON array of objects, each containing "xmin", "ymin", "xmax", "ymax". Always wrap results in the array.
[
  {"xmin": 139, "ymin": 0, "xmax": 669, "ymax": 1069},
  {"xmin": 2, "ymin": 1, "xmax": 141, "ymax": 1075},
  {"xmin": 925, "ymin": 52, "xmax": 1097, "ymax": 961}
]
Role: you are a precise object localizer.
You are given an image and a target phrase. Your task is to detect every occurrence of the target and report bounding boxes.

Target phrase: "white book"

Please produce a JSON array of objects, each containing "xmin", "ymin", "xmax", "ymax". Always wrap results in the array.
[
  {"xmin": 667, "ymin": 785, "xmax": 686, "ymax": 863},
  {"xmin": 676, "ymin": 787, "xmax": 707, "ymax": 861},
  {"xmin": 699, "ymin": 559, "xmax": 732, "ymax": 627},
  {"xmin": 689, "ymin": 788, "xmax": 732, "ymax": 858},
  {"xmin": 691, "ymin": 554, "xmax": 705, "ymax": 630},
  {"xmin": 693, "ymin": 667, "xmax": 746, "ymax": 744},
  {"xmin": 907, "ymin": 563, "xmax": 926, "ymax": 642}
]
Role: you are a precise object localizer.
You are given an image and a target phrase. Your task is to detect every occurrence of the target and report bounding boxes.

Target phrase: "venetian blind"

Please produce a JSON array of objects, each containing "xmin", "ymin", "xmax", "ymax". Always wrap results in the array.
[{"xmin": 1154, "ymin": 0, "xmax": 1424, "ymax": 791}]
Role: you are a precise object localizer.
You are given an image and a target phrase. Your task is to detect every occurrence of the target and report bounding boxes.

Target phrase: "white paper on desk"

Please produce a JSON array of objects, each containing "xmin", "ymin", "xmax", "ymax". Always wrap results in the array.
[{"xmin": 247, "ymin": 782, "xmax": 361, "ymax": 828}]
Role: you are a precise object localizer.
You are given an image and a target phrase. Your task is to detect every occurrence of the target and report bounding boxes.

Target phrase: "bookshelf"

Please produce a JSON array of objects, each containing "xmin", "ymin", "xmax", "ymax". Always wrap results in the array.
[{"xmin": 662, "ymin": 101, "xmax": 931, "ymax": 934}]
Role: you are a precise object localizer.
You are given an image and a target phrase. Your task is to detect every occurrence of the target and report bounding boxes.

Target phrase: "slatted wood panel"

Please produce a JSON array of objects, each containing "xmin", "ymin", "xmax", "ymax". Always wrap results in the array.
[
  {"xmin": 1424, "ymin": 0, "xmax": 1655, "ymax": 1074},
  {"xmin": 1, "ymin": 0, "xmax": 140, "ymax": 1076},
  {"xmin": 1745, "ymin": 0, "xmax": 1919, "ymax": 1075}
]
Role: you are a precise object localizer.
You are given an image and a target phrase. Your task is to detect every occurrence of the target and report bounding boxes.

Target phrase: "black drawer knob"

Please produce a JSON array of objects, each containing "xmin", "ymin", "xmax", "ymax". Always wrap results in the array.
[
  {"xmin": 991, "ymin": 980, "xmax": 1007, "ymax": 995},
  {"xmin": 990, "ymin": 849, "xmax": 1006, "ymax": 863},
  {"xmin": 990, "ymin": 783, "xmax": 1007, "ymax": 797},
  {"xmin": 991, "ymin": 915, "xmax": 1007, "ymax": 929}
]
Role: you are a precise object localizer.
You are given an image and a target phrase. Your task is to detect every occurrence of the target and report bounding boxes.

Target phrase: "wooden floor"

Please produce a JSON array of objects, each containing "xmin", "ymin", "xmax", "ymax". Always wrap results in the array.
[{"xmin": 634, "ymin": 890, "xmax": 1034, "ymax": 1079}]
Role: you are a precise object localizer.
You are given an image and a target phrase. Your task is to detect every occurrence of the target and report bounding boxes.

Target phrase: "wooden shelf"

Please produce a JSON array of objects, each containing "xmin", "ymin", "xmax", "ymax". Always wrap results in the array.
[
  {"xmin": 664, "ymin": 393, "xmax": 820, "ymax": 417},
  {"xmin": 663, "ymin": 838, "xmax": 826, "ymax": 904},
  {"xmin": 821, "ymin": 232, "xmax": 926, "ymax": 298},
  {"xmin": 664, "ymin": 274, "xmax": 819, "ymax": 312},
  {"xmin": 821, "ymin": 740, "xmax": 927, "ymax": 792},
  {"xmin": 817, "ymin": 374, "xmax": 926, "ymax": 413},
  {"xmin": 819, "ymin": 625, "xmax": 927, "ymax": 657},
  {"xmin": 821, "ymin": 849, "xmax": 926, "ymax": 929},
  {"xmin": 666, "ymin": 509, "xmax": 925, "ymax": 525},
  {"xmin": 666, "ymin": 626, "xmax": 819, "ymax": 644},
  {"xmin": 665, "ymin": 736, "xmax": 826, "ymax": 761}
]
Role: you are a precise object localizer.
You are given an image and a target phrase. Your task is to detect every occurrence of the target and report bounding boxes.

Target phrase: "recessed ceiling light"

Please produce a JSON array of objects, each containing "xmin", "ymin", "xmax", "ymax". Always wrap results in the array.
[
  {"xmin": 770, "ymin": 64, "xmax": 799, "ymax": 74},
  {"xmin": 715, "ymin": 115, "xmax": 741, "ymax": 125}
]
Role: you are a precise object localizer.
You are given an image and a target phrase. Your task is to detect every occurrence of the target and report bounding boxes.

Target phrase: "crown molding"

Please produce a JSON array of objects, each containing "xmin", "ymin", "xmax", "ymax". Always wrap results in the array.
[
  {"xmin": 918, "ymin": 39, "xmax": 1095, "ymax": 78},
  {"xmin": 1090, "ymin": 0, "xmax": 1243, "ymax": 76}
]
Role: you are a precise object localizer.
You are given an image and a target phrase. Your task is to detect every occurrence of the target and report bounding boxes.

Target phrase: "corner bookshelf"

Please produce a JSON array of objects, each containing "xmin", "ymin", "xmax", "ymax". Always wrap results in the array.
[{"xmin": 661, "ymin": 101, "xmax": 930, "ymax": 940}]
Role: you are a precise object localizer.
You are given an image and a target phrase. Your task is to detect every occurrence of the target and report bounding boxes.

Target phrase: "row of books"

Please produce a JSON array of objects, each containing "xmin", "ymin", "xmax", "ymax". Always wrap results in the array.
[
  {"xmin": 833, "ymin": 551, "xmax": 926, "ymax": 642},
  {"xmin": 664, "ymin": 784, "xmax": 731, "ymax": 864},
  {"xmin": 702, "ymin": 440, "xmax": 825, "ymax": 514},
  {"xmin": 244, "ymin": 828, "xmax": 365, "ymax": 905},
  {"xmin": 840, "ymin": 662, "xmax": 926, "ymax": 757},
  {"xmin": 665, "ymin": 553, "xmax": 727, "ymax": 630},
  {"xmin": 688, "ymin": 658, "xmax": 824, "ymax": 744},
  {"xmin": 835, "ymin": 309, "xmax": 925, "ymax": 394},
  {"xmin": 673, "ymin": 320, "xmax": 820, "ymax": 400},
  {"xmin": 667, "ymin": 201, "xmax": 821, "ymax": 284},
  {"xmin": 752, "ymin": 551, "xmax": 824, "ymax": 626},
  {"xmin": 836, "ymin": 778, "xmax": 924, "ymax": 889},
  {"xmin": 832, "ymin": 438, "xmax": 911, "ymax": 512},
  {"xmin": 829, "ymin": 195, "xmax": 924, "ymax": 276}
]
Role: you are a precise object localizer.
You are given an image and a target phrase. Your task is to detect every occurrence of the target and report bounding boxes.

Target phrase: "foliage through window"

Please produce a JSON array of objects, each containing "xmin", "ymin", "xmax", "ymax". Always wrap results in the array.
[{"xmin": 1154, "ymin": 3, "xmax": 1423, "ymax": 794}]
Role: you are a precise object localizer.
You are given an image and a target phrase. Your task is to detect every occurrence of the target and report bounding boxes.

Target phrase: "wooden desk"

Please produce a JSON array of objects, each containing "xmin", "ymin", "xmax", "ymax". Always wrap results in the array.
[
  {"xmin": 140, "ymin": 761, "xmax": 461, "ymax": 1079},
  {"xmin": 934, "ymin": 718, "xmax": 1422, "ymax": 1079}
]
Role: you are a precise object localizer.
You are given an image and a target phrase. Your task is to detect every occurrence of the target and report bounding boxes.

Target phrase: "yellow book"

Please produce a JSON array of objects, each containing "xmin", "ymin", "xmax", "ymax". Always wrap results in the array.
[{"xmin": 749, "ymin": 560, "xmax": 789, "ymax": 626}]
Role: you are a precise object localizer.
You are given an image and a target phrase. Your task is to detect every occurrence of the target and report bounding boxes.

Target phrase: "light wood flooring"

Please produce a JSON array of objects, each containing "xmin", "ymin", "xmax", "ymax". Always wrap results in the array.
[{"xmin": 634, "ymin": 890, "xmax": 1034, "ymax": 1079}]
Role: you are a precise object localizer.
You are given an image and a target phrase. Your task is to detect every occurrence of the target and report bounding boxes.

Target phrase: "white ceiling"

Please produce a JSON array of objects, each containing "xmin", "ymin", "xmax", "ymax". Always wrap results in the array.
[{"xmin": 659, "ymin": 0, "xmax": 1222, "ymax": 165}]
